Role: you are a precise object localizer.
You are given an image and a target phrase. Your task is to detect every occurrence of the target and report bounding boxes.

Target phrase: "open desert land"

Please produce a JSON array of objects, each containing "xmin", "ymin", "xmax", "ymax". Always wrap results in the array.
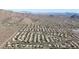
[{"xmin": 0, "ymin": 9, "xmax": 79, "ymax": 49}]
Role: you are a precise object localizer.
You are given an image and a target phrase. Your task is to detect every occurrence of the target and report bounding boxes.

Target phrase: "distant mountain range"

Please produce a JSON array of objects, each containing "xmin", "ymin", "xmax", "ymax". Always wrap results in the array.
[
  {"xmin": 1, "ymin": 9, "xmax": 79, "ymax": 22},
  {"xmin": 19, "ymin": 11, "xmax": 79, "ymax": 16}
]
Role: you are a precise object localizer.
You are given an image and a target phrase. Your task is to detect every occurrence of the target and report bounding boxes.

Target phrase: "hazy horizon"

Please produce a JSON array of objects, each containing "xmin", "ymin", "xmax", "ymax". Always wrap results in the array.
[{"xmin": 6, "ymin": 9, "xmax": 79, "ymax": 13}]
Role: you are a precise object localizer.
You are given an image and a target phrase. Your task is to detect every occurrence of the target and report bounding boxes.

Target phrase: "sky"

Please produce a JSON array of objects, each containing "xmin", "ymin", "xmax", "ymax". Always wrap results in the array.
[
  {"xmin": 0, "ymin": 0, "xmax": 79, "ymax": 13},
  {"xmin": 0, "ymin": 0, "xmax": 79, "ymax": 9},
  {"xmin": 7, "ymin": 9, "xmax": 79, "ymax": 13}
]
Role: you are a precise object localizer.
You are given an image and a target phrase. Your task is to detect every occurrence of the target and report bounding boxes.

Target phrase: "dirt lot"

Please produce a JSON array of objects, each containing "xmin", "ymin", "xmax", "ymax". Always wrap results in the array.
[{"xmin": 0, "ymin": 24, "xmax": 18, "ymax": 47}]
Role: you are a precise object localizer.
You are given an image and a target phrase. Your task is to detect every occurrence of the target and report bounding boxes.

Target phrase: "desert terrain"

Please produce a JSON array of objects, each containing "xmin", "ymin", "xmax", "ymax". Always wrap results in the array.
[{"xmin": 0, "ymin": 9, "xmax": 79, "ymax": 49}]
